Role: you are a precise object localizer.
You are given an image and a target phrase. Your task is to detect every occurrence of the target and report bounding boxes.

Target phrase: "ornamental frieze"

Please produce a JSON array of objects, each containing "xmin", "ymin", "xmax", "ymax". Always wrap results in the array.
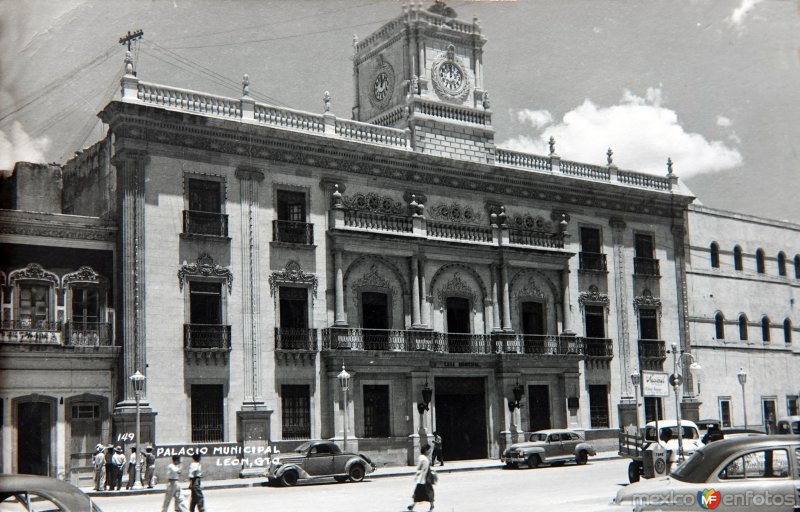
[
  {"xmin": 178, "ymin": 254, "xmax": 233, "ymax": 294},
  {"xmin": 436, "ymin": 272, "xmax": 476, "ymax": 309},
  {"xmin": 578, "ymin": 285, "xmax": 610, "ymax": 311},
  {"xmin": 341, "ymin": 192, "xmax": 403, "ymax": 214},
  {"xmin": 510, "ymin": 213, "xmax": 553, "ymax": 232},
  {"xmin": 62, "ymin": 266, "xmax": 108, "ymax": 287},
  {"xmin": 633, "ymin": 289, "xmax": 662, "ymax": 320},
  {"xmin": 268, "ymin": 261, "xmax": 318, "ymax": 298},
  {"xmin": 9, "ymin": 263, "xmax": 59, "ymax": 286},
  {"xmin": 511, "ymin": 276, "xmax": 546, "ymax": 301},
  {"xmin": 0, "ymin": 220, "xmax": 115, "ymax": 242},
  {"xmin": 351, "ymin": 264, "xmax": 398, "ymax": 309},
  {"xmin": 428, "ymin": 202, "xmax": 483, "ymax": 224}
]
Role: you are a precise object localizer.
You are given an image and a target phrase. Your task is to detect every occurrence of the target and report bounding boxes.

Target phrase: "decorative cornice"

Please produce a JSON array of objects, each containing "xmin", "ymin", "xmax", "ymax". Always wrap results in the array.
[
  {"xmin": 633, "ymin": 289, "xmax": 662, "ymax": 311},
  {"xmin": 235, "ymin": 165, "xmax": 265, "ymax": 181},
  {"xmin": 268, "ymin": 261, "xmax": 318, "ymax": 298},
  {"xmin": 9, "ymin": 263, "xmax": 59, "ymax": 286},
  {"xmin": 578, "ymin": 285, "xmax": 610, "ymax": 311},
  {"xmin": 342, "ymin": 192, "xmax": 403, "ymax": 214},
  {"xmin": 0, "ymin": 218, "xmax": 116, "ymax": 242},
  {"xmin": 62, "ymin": 266, "xmax": 108, "ymax": 287},
  {"xmin": 178, "ymin": 254, "xmax": 233, "ymax": 293},
  {"xmin": 429, "ymin": 202, "xmax": 483, "ymax": 224}
]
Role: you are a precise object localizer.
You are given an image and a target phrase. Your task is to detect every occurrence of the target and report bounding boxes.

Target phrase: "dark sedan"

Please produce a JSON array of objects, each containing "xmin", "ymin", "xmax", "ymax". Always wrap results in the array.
[
  {"xmin": 265, "ymin": 440, "xmax": 376, "ymax": 486},
  {"xmin": 0, "ymin": 474, "xmax": 102, "ymax": 512}
]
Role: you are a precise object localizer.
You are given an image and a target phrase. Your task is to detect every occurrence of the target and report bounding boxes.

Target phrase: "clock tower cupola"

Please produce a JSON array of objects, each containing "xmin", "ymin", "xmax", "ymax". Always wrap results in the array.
[{"xmin": 352, "ymin": 1, "xmax": 495, "ymax": 163}]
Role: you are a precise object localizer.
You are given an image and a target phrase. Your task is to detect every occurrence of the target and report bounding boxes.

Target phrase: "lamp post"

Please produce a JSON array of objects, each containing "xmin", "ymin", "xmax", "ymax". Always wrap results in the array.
[
  {"xmin": 669, "ymin": 342, "xmax": 686, "ymax": 461},
  {"xmin": 630, "ymin": 371, "xmax": 641, "ymax": 434},
  {"xmin": 507, "ymin": 380, "xmax": 524, "ymax": 440},
  {"xmin": 128, "ymin": 370, "xmax": 145, "ymax": 489},
  {"xmin": 417, "ymin": 379, "xmax": 433, "ymax": 437},
  {"xmin": 737, "ymin": 368, "xmax": 747, "ymax": 429},
  {"xmin": 337, "ymin": 364, "xmax": 351, "ymax": 451}
]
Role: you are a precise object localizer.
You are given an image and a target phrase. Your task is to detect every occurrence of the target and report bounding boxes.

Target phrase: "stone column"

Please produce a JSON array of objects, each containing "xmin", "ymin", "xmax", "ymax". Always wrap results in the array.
[
  {"xmin": 411, "ymin": 255, "xmax": 421, "ymax": 327},
  {"xmin": 610, "ymin": 218, "xmax": 631, "ymax": 398},
  {"xmin": 561, "ymin": 269, "xmax": 572, "ymax": 333},
  {"xmin": 501, "ymin": 262, "xmax": 512, "ymax": 331},
  {"xmin": 490, "ymin": 264, "xmax": 501, "ymax": 332},
  {"xmin": 420, "ymin": 257, "xmax": 429, "ymax": 328},
  {"xmin": 112, "ymin": 148, "xmax": 149, "ymax": 406},
  {"xmin": 236, "ymin": 166, "xmax": 265, "ymax": 406},
  {"xmin": 334, "ymin": 250, "xmax": 346, "ymax": 326}
]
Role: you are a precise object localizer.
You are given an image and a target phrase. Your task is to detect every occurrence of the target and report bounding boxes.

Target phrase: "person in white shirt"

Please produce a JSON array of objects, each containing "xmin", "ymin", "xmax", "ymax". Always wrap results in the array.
[
  {"xmin": 161, "ymin": 455, "xmax": 188, "ymax": 512},
  {"xmin": 126, "ymin": 447, "xmax": 139, "ymax": 490},
  {"xmin": 408, "ymin": 444, "xmax": 435, "ymax": 511},
  {"xmin": 93, "ymin": 444, "xmax": 106, "ymax": 492},
  {"xmin": 188, "ymin": 453, "xmax": 205, "ymax": 512}
]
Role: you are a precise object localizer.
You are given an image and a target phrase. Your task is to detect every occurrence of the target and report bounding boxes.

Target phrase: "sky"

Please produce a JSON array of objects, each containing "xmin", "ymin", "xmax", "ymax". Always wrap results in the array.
[{"xmin": 1, "ymin": 0, "xmax": 799, "ymax": 222}]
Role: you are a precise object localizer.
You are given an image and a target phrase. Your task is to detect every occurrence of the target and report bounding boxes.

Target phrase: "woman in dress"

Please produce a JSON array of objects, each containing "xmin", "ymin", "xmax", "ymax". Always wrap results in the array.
[{"xmin": 408, "ymin": 444, "xmax": 435, "ymax": 511}]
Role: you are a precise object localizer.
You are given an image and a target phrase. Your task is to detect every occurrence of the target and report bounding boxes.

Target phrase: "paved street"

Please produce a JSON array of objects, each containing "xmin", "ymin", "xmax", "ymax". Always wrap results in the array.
[{"xmin": 93, "ymin": 458, "xmax": 629, "ymax": 512}]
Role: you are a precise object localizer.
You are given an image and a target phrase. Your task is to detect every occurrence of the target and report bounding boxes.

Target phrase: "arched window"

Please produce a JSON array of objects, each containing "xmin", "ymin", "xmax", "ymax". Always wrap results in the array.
[
  {"xmin": 755, "ymin": 249, "xmax": 765, "ymax": 274},
  {"xmin": 761, "ymin": 316, "xmax": 770, "ymax": 343},
  {"xmin": 714, "ymin": 312, "xmax": 725, "ymax": 340},
  {"xmin": 794, "ymin": 255, "xmax": 800, "ymax": 279},
  {"xmin": 733, "ymin": 246, "xmax": 743, "ymax": 271},
  {"xmin": 710, "ymin": 242, "xmax": 720, "ymax": 268},
  {"xmin": 738, "ymin": 314, "xmax": 748, "ymax": 341},
  {"xmin": 785, "ymin": 318, "xmax": 793, "ymax": 345},
  {"xmin": 777, "ymin": 252, "xmax": 787, "ymax": 276}
]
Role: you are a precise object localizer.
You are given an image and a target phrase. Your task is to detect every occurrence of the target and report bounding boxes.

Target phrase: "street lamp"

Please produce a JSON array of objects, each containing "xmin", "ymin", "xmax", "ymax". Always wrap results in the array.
[
  {"xmin": 630, "ymin": 371, "xmax": 641, "ymax": 433},
  {"xmin": 737, "ymin": 368, "xmax": 748, "ymax": 429},
  {"xmin": 337, "ymin": 364, "xmax": 351, "ymax": 451},
  {"xmin": 128, "ymin": 370, "xmax": 145, "ymax": 489},
  {"xmin": 669, "ymin": 342, "xmax": 685, "ymax": 461},
  {"xmin": 508, "ymin": 380, "xmax": 524, "ymax": 412},
  {"xmin": 417, "ymin": 379, "xmax": 432, "ymax": 415}
]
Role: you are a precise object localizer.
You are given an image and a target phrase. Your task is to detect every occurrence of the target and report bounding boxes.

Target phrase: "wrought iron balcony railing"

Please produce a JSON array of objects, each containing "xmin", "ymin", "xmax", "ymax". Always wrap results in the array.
[
  {"xmin": 509, "ymin": 228, "xmax": 565, "ymax": 249},
  {"xmin": 0, "ymin": 320, "xmax": 63, "ymax": 344},
  {"xmin": 579, "ymin": 252, "xmax": 607, "ymax": 272},
  {"xmin": 184, "ymin": 324, "xmax": 232, "ymax": 351},
  {"xmin": 634, "ymin": 257, "xmax": 660, "ymax": 276},
  {"xmin": 638, "ymin": 339, "xmax": 666, "ymax": 361},
  {"xmin": 583, "ymin": 337, "xmax": 614, "ymax": 359},
  {"xmin": 183, "ymin": 210, "xmax": 228, "ymax": 237},
  {"xmin": 64, "ymin": 321, "xmax": 113, "ymax": 346},
  {"xmin": 275, "ymin": 328, "xmax": 318, "ymax": 350},
  {"xmin": 273, "ymin": 220, "xmax": 314, "ymax": 244}
]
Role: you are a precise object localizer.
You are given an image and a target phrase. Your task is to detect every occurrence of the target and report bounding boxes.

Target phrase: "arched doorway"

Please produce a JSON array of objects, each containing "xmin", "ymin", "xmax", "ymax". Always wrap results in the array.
[{"xmin": 16, "ymin": 397, "xmax": 55, "ymax": 475}]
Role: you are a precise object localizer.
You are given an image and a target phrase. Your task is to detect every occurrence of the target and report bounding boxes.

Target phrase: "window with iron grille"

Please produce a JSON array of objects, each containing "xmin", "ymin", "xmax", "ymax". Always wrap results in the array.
[
  {"xmin": 191, "ymin": 384, "xmax": 223, "ymax": 442},
  {"xmin": 588, "ymin": 385, "xmax": 609, "ymax": 428},
  {"xmin": 277, "ymin": 191, "xmax": 306, "ymax": 222},
  {"xmin": 281, "ymin": 385, "xmax": 310, "ymax": 440},
  {"xmin": 188, "ymin": 179, "xmax": 222, "ymax": 213},
  {"xmin": 363, "ymin": 385, "xmax": 390, "ymax": 438},
  {"xmin": 71, "ymin": 403, "xmax": 100, "ymax": 420}
]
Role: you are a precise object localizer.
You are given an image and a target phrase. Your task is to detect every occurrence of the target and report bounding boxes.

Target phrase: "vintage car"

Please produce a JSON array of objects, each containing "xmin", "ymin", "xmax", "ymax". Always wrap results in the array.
[
  {"xmin": 612, "ymin": 435, "xmax": 800, "ymax": 511},
  {"xmin": 501, "ymin": 429, "xmax": 596, "ymax": 468},
  {"xmin": 777, "ymin": 415, "xmax": 800, "ymax": 434},
  {"xmin": 265, "ymin": 440, "xmax": 376, "ymax": 486},
  {"xmin": 0, "ymin": 474, "xmax": 103, "ymax": 512},
  {"xmin": 619, "ymin": 420, "xmax": 705, "ymax": 482}
]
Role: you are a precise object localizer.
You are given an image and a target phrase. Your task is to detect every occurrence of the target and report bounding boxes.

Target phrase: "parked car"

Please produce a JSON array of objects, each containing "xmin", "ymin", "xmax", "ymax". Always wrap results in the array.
[
  {"xmin": 0, "ymin": 474, "xmax": 103, "ymax": 512},
  {"xmin": 612, "ymin": 435, "xmax": 800, "ymax": 511},
  {"xmin": 501, "ymin": 429, "xmax": 596, "ymax": 469},
  {"xmin": 265, "ymin": 440, "xmax": 376, "ymax": 486},
  {"xmin": 619, "ymin": 420, "xmax": 704, "ymax": 482},
  {"xmin": 777, "ymin": 415, "xmax": 800, "ymax": 434}
]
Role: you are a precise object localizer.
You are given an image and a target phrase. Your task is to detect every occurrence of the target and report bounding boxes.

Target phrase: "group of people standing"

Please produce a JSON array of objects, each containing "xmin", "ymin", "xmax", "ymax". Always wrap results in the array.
[{"xmin": 92, "ymin": 444, "xmax": 157, "ymax": 491}]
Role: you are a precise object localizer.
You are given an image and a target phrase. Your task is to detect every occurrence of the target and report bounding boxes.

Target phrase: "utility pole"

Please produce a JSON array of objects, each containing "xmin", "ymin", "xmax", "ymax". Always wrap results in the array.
[{"xmin": 119, "ymin": 30, "xmax": 144, "ymax": 51}]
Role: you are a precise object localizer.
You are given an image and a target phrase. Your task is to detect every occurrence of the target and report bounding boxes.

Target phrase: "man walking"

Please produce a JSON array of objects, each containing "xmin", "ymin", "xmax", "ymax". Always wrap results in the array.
[
  {"xmin": 188, "ymin": 453, "xmax": 205, "ymax": 512},
  {"xmin": 142, "ymin": 446, "xmax": 156, "ymax": 488},
  {"xmin": 93, "ymin": 444, "xmax": 106, "ymax": 492},
  {"xmin": 161, "ymin": 455, "xmax": 188, "ymax": 512},
  {"xmin": 432, "ymin": 432, "xmax": 444, "ymax": 466}
]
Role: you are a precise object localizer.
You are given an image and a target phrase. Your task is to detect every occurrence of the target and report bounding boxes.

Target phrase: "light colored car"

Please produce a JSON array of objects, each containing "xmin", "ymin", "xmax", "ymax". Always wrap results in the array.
[
  {"xmin": 0, "ymin": 474, "xmax": 103, "ymax": 511},
  {"xmin": 612, "ymin": 435, "xmax": 800, "ymax": 511},
  {"xmin": 265, "ymin": 440, "xmax": 376, "ymax": 486},
  {"xmin": 501, "ymin": 429, "xmax": 596, "ymax": 468},
  {"xmin": 642, "ymin": 419, "xmax": 704, "ymax": 463}
]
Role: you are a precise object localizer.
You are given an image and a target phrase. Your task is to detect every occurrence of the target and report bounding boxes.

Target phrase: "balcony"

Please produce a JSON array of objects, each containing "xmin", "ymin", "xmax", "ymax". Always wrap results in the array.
[
  {"xmin": 183, "ymin": 210, "xmax": 228, "ymax": 237},
  {"xmin": 638, "ymin": 339, "xmax": 666, "ymax": 369},
  {"xmin": 275, "ymin": 328, "xmax": 317, "ymax": 350},
  {"xmin": 496, "ymin": 334, "xmax": 583, "ymax": 355},
  {"xmin": 426, "ymin": 220, "xmax": 493, "ymax": 243},
  {"xmin": 273, "ymin": 220, "xmax": 314, "ymax": 245},
  {"xmin": 633, "ymin": 257, "xmax": 660, "ymax": 277},
  {"xmin": 509, "ymin": 228, "xmax": 565, "ymax": 249},
  {"xmin": 1, "ymin": 320, "xmax": 63, "ymax": 344},
  {"xmin": 184, "ymin": 324, "xmax": 231, "ymax": 362},
  {"xmin": 583, "ymin": 337, "xmax": 614, "ymax": 360},
  {"xmin": 579, "ymin": 252, "xmax": 607, "ymax": 272},
  {"xmin": 64, "ymin": 322, "xmax": 113, "ymax": 346},
  {"xmin": 343, "ymin": 210, "xmax": 412, "ymax": 233}
]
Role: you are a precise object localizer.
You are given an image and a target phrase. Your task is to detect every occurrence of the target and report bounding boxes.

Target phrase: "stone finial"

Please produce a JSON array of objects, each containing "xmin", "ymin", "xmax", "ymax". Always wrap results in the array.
[
  {"xmin": 332, "ymin": 184, "xmax": 343, "ymax": 207},
  {"xmin": 124, "ymin": 51, "xmax": 134, "ymax": 75},
  {"xmin": 490, "ymin": 209, "xmax": 498, "ymax": 227},
  {"xmin": 473, "ymin": 16, "xmax": 481, "ymax": 29},
  {"xmin": 417, "ymin": 201, "xmax": 425, "ymax": 217},
  {"xmin": 548, "ymin": 136, "xmax": 556, "ymax": 156},
  {"xmin": 242, "ymin": 74, "xmax": 250, "ymax": 97},
  {"xmin": 410, "ymin": 75, "xmax": 419, "ymax": 95},
  {"xmin": 498, "ymin": 206, "xmax": 507, "ymax": 227},
  {"xmin": 482, "ymin": 91, "xmax": 491, "ymax": 110},
  {"xmin": 410, "ymin": 195, "xmax": 419, "ymax": 217},
  {"xmin": 560, "ymin": 214, "xmax": 569, "ymax": 233},
  {"xmin": 324, "ymin": 91, "xmax": 331, "ymax": 113},
  {"xmin": 667, "ymin": 157, "xmax": 674, "ymax": 176},
  {"xmin": 353, "ymin": 34, "xmax": 359, "ymax": 48},
  {"xmin": 607, "ymin": 148, "xmax": 614, "ymax": 166}
]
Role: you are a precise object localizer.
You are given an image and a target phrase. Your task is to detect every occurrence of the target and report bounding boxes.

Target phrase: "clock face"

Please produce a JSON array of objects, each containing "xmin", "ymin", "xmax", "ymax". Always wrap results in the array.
[
  {"xmin": 438, "ymin": 62, "xmax": 463, "ymax": 92},
  {"xmin": 373, "ymin": 72, "xmax": 390, "ymax": 101}
]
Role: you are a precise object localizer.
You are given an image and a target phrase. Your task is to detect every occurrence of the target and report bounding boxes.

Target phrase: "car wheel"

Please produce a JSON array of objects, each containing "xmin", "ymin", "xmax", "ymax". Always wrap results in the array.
[
  {"xmin": 280, "ymin": 470, "xmax": 299, "ymax": 487},
  {"xmin": 334, "ymin": 475, "xmax": 349, "ymax": 483},
  {"xmin": 527, "ymin": 454, "xmax": 540, "ymax": 469},
  {"xmin": 628, "ymin": 461, "xmax": 641, "ymax": 483},
  {"xmin": 575, "ymin": 450, "xmax": 588, "ymax": 465},
  {"xmin": 348, "ymin": 464, "xmax": 365, "ymax": 482}
]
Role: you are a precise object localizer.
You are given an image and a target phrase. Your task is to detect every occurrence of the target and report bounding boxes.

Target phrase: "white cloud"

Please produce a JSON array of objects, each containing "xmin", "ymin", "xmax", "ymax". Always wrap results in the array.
[
  {"xmin": 716, "ymin": 116, "xmax": 732, "ymax": 127},
  {"xmin": 0, "ymin": 121, "xmax": 51, "ymax": 170},
  {"xmin": 727, "ymin": 0, "xmax": 764, "ymax": 29},
  {"xmin": 501, "ymin": 88, "xmax": 742, "ymax": 178},
  {"xmin": 516, "ymin": 109, "xmax": 553, "ymax": 130}
]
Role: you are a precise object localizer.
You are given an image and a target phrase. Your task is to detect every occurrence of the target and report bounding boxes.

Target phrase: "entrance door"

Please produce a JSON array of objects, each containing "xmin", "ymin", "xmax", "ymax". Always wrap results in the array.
[
  {"xmin": 362, "ymin": 292, "xmax": 389, "ymax": 350},
  {"xmin": 445, "ymin": 297, "xmax": 471, "ymax": 353},
  {"xmin": 528, "ymin": 385, "xmax": 551, "ymax": 432},
  {"xmin": 762, "ymin": 399, "xmax": 777, "ymax": 433},
  {"xmin": 521, "ymin": 302, "xmax": 545, "ymax": 354},
  {"xmin": 434, "ymin": 378, "xmax": 487, "ymax": 460},
  {"xmin": 18, "ymin": 402, "xmax": 51, "ymax": 475},
  {"xmin": 69, "ymin": 402, "xmax": 102, "ymax": 476}
]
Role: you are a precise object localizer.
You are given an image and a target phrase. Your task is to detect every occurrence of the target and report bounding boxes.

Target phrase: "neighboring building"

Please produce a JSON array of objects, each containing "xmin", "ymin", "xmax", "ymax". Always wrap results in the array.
[
  {"xmin": 686, "ymin": 205, "xmax": 800, "ymax": 431},
  {"xmin": 0, "ymin": 3, "xmax": 795, "ymax": 483}
]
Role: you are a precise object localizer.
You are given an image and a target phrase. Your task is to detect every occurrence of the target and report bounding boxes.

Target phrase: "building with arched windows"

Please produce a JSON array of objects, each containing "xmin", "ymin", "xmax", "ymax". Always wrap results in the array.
[{"xmin": 1, "ymin": 2, "xmax": 798, "ymax": 483}]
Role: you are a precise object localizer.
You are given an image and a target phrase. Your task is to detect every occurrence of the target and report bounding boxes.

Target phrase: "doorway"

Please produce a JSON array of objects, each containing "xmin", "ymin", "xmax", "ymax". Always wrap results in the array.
[
  {"xmin": 69, "ymin": 402, "xmax": 102, "ymax": 476},
  {"xmin": 18, "ymin": 401, "xmax": 52, "ymax": 475},
  {"xmin": 527, "ymin": 385, "xmax": 551, "ymax": 431},
  {"xmin": 521, "ymin": 301, "xmax": 545, "ymax": 354},
  {"xmin": 434, "ymin": 378, "xmax": 487, "ymax": 460},
  {"xmin": 362, "ymin": 292, "xmax": 389, "ymax": 350},
  {"xmin": 445, "ymin": 297, "xmax": 471, "ymax": 353}
]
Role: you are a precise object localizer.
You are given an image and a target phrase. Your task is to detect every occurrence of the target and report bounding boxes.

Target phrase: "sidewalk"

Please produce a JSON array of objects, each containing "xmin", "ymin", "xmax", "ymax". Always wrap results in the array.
[{"xmin": 84, "ymin": 450, "xmax": 620, "ymax": 497}]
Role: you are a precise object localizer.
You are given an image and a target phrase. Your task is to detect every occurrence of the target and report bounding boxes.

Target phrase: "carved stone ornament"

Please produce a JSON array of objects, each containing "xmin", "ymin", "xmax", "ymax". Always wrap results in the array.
[
  {"xmin": 178, "ymin": 254, "xmax": 233, "ymax": 294},
  {"xmin": 429, "ymin": 202, "xmax": 483, "ymax": 224},
  {"xmin": 268, "ymin": 261, "xmax": 318, "ymax": 298},
  {"xmin": 342, "ymin": 192, "xmax": 403, "ymax": 214},
  {"xmin": 352, "ymin": 264, "xmax": 397, "ymax": 308},
  {"xmin": 511, "ymin": 275, "xmax": 546, "ymax": 302},
  {"xmin": 9, "ymin": 263, "xmax": 59, "ymax": 286},
  {"xmin": 430, "ymin": 44, "xmax": 471, "ymax": 104},
  {"xmin": 633, "ymin": 289, "xmax": 662, "ymax": 317},
  {"xmin": 511, "ymin": 213, "xmax": 553, "ymax": 232},
  {"xmin": 62, "ymin": 266, "xmax": 107, "ymax": 287},
  {"xmin": 578, "ymin": 285, "xmax": 610, "ymax": 311},
  {"xmin": 368, "ymin": 53, "xmax": 395, "ymax": 109},
  {"xmin": 436, "ymin": 272, "xmax": 476, "ymax": 309}
]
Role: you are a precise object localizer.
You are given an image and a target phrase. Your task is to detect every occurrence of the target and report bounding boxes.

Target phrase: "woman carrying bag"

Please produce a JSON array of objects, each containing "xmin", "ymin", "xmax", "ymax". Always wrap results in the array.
[{"xmin": 408, "ymin": 444, "xmax": 437, "ymax": 511}]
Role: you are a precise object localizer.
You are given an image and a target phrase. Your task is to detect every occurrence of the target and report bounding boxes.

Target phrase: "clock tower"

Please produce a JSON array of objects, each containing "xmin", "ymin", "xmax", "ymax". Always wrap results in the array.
[{"xmin": 352, "ymin": 1, "xmax": 495, "ymax": 163}]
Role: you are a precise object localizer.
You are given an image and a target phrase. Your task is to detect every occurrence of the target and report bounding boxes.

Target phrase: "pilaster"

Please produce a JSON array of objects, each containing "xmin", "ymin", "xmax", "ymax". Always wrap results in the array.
[{"xmin": 610, "ymin": 217, "xmax": 632, "ymax": 399}]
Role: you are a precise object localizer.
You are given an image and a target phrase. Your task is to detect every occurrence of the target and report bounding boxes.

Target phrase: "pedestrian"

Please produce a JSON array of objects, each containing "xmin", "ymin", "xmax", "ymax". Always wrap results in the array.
[
  {"xmin": 407, "ymin": 444, "xmax": 436, "ymax": 511},
  {"xmin": 93, "ymin": 444, "xmax": 106, "ymax": 492},
  {"xmin": 126, "ymin": 447, "xmax": 138, "ymax": 489},
  {"xmin": 432, "ymin": 432, "xmax": 444, "ymax": 466},
  {"xmin": 188, "ymin": 453, "xmax": 205, "ymax": 512},
  {"xmin": 161, "ymin": 455, "xmax": 189, "ymax": 512},
  {"xmin": 104, "ymin": 446, "xmax": 115, "ymax": 490},
  {"xmin": 142, "ymin": 446, "xmax": 157, "ymax": 488},
  {"xmin": 111, "ymin": 446, "xmax": 126, "ymax": 490}
]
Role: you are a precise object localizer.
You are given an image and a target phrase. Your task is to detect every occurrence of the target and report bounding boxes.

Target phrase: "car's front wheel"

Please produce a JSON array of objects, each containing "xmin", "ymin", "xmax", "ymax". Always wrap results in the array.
[
  {"xmin": 348, "ymin": 464, "xmax": 365, "ymax": 482},
  {"xmin": 527, "ymin": 454, "xmax": 541, "ymax": 469},
  {"xmin": 628, "ymin": 461, "xmax": 641, "ymax": 483},
  {"xmin": 575, "ymin": 450, "xmax": 588, "ymax": 465},
  {"xmin": 280, "ymin": 470, "xmax": 299, "ymax": 486}
]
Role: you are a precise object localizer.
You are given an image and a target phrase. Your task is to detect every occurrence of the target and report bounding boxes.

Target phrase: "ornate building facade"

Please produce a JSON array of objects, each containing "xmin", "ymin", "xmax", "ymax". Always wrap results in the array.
[{"xmin": 2, "ymin": 3, "xmax": 795, "ymax": 483}]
